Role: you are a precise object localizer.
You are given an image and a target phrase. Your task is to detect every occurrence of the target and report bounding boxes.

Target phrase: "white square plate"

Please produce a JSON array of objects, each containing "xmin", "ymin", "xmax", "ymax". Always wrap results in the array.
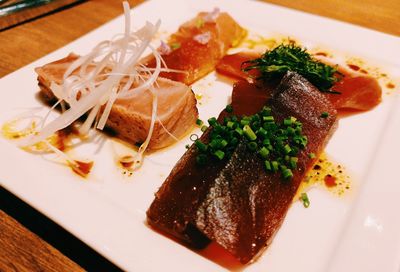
[{"xmin": 1, "ymin": 0, "xmax": 399, "ymax": 271}]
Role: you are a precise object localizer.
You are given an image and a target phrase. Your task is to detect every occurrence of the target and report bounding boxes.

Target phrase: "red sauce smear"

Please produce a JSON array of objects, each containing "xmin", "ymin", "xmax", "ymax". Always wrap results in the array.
[
  {"xmin": 347, "ymin": 64, "xmax": 360, "ymax": 71},
  {"xmin": 119, "ymin": 155, "xmax": 134, "ymax": 168},
  {"xmin": 386, "ymin": 82, "xmax": 395, "ymax": 89},
  {"xmin": 70, "ymin": 160, "xmax": 94, "ymax": 177},
  {"xmin": 324, "ymin": 174, "xmax": 337, "ymax": 187},
  {"xmin": 55, "ymin": 125, "xmax": 80, "ymax": 151}
]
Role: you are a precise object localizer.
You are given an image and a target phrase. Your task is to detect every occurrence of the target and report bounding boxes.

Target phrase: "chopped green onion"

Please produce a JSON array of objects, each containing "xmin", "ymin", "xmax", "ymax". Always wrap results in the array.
[
  {"xmin": 263, "ymin": 116, "xmax": 274, "ymax": 122},
  {"xmin": 261, "ymin": 106, "xmax": 272, "ymax": 116},
  {"xmin": 227, "ymin": 121, "xmax": 235, "ymax": 129},
  {"xmin": 225, "ymin": 104, "xmax": 233, "ymax": 113},
  {"xmin": 265, "ymin": 160, "xmax": 272, "ymax": 171},
  {"xmin": 262, "ymin": 139, "xmax": 271, "ymax": 146},
  {"xmin": 214, "ymin": 150, "xmax": 225, "ymax": 160},
  {"xmin": 208, "ymin": 117, "xmax": 217, "ymax": 127},
  {"xmin": 308, "ymin": 153, "xmax": 316, "ymax": 159},
  {"xmin": 235, "ymin": 127, "xmax": 243, "ymax": 136},
  {"xmin": 259, "ymin": 147, "xmax": 269, "ymax": 158},
  {"xmin": 256, "ymin": 127, "xmax": 268, "ymax": 138},
  {"xmin": 243, "ymin": 125, "xmax": 257, "ymax": 141},
  {"xmin": 289, "ymin": 157, "xmax": 298, "ymax": 169},
  {"xmin": 195, "ymin": 140, "xmax": 207, "ymax": 152},
  {"xmin": 300, "ymin": 193, "xmax": 310, "ymax": 208},
  {"xmin": 196, "ymin": 154, "xmax": 207, "ymax": 165},
  {"xmin": 282, "ymin": 168, "xmax": 293, "ymax": 179},
  {"xmin": 283, "ymin": 118, "xmax": 293, "ymax": 126},
  {"xmin": 271, "ymin": 161, "xmax": 279, "ymax": 172},
  {"xmin": 283, "ymin": 144, "xmax": 292, "ymax": 154},
  {"xmin": 320, "ymin": 112, "xmax": 329, "ymax": 118},
  {"xmin": 230, "ymin": 137, "xmax": 239, "ymax": 146},
  {"xmin": 247, "ymin": 142, "xmax": 258, "ymax": 151},
  {"xmin": 209, "ymin": 139, "xmax": 220, "ymax": 149},
  {"xmin": 220, "ymin": 139, "xmax": 228, "ymax": 148},
  {"xmin": 196, "ymin": 119, "xmax": 203, "ymax": 126},
  {"xmin": 193, "ymin": 102, "xmax": 307, "ymax": 176},
  {"xmin": 240, "ymin": 119, "xmax": 250, "ymax": 126},
  {"xmin": 287, "ymin": 127, "xmax": 295, "ymax": 135},
  {"xmin": 185, "ymin": 144, "xmax": 190, "ymax": 149}
]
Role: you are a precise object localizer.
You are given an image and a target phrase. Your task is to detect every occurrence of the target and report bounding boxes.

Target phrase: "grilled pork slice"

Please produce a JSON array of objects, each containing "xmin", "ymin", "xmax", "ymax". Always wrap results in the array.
[
  {"xmin": 35, "ymin": 54, "xmax": 198, "ymax": 150},
  {"xmin": 142, "ymin": 10, "xmax": 247, "ymax": 85},
  {"xmin": 147, "ymin": 71, "xmax": 338, "ymax": 263}
]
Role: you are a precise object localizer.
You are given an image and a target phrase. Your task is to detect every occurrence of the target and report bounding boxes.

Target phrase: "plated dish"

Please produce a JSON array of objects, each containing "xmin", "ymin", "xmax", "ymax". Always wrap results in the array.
[{"xmin": 0, "ymin": 0, "xmax": 399, "ymax": 271}]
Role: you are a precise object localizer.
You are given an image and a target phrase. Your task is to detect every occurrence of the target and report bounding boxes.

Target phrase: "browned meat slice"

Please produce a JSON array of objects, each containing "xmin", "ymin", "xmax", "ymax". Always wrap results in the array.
[
  {"xmin": 35, "ymin": 54, "xmax": 198, "ymax": 150},
  {"xmin": 147, "ymin": 71, "xmax": 337, "ymax": 263}
]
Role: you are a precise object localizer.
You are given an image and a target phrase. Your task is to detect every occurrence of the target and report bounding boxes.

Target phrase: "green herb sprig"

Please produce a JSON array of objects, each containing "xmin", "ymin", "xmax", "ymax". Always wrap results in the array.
[{"xmin": 243, "ymin": 43, "xmax": 341, "ymax": 93}]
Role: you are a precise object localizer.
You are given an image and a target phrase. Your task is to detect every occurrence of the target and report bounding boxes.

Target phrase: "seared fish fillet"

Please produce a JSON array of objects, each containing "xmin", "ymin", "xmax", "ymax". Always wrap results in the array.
[
  {"xmin": 142, "ymin": 10, "xmax": 247, "ymax": 85},
  {"xmin": 147, "ymin": 71, "xmax": 338, "ymax": 263}
]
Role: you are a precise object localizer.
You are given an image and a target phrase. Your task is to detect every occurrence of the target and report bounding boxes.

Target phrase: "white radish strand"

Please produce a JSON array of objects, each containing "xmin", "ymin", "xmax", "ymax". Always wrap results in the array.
[
  {"xmin": 132, "ymin": 85, "xmax": 158, "ymax": 170},
  {"xmin": 17, "ymin": 1, "xmax": 163, "ymax": 150},
  {"xmin": 14, "ymin": 1, "xmax": 171, "ymax": 172}
]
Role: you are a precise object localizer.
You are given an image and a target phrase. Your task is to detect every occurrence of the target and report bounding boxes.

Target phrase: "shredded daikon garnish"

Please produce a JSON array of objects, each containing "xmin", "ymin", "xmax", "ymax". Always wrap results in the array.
[
  {"xmin": 158, "ymin": 40, "xmax": 172, "ymax": 55},
  {"xmin": 193, "ymin": 31, "xmax": 211, "ymax": 45},
  {"xmin": 14, "ymin": 1, "xmax": 169, "ymax": 172},
  {"xmin": 204, "ymin": 7, "xmax": 220, "ymax": 22}
]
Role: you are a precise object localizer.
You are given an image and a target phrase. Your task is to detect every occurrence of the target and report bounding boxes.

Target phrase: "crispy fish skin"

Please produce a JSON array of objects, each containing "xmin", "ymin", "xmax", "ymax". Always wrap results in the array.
[
  {"xmin": 35, "ymin": 54, "xmax": 198, "ymax": 150},
  {"xmin": 147, "ymin": 71, "xmax": 337, "ymax": 263},
  {"xmin": 142, "ymin": 12, "xmax": 247, "ymax": 85}
]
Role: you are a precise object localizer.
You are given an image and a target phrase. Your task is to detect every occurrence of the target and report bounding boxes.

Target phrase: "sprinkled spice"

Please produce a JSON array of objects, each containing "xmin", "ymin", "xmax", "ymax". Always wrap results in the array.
[{"xmin": 296, "ymin": 153, "xmax": 351, "ymax": 199}]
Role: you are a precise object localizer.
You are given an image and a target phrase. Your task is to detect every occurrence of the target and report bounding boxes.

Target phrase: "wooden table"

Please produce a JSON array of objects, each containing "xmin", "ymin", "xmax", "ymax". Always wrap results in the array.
[{"xmin": 0, "ymin": 0, "xmax": 399, "ymax": 271}]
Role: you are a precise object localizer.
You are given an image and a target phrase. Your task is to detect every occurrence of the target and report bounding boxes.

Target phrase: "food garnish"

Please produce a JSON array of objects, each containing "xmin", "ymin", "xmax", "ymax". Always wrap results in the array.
[
  {"xmin": 193, "ymin": 106, "xmax": 307, "ymax": 179},
  {"xmin": 242, "ymin": 43, "xmax": 340, "ymax": 92},
  {"xmin": 4, "ymin": 1, "xmax": 197, "ymax": 173},
  {"xmin": 300, "ymin": 192, "xmax": 310, "ymax": 208}
]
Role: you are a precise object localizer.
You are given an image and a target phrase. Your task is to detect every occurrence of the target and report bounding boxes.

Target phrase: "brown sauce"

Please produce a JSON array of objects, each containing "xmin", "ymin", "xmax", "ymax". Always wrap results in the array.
[
  {"xmin": 119, "ymin": 155, "xmax": 134, "ymax": 168},
  {"xmin": 315, "ymin": 52, "xmax": 328, "ymax": 57},
  {"xmin": 324, "ymin": 174, "xmax": 337, "ymax": 187},
  {"xmin": 347, "ymin": 64, "xmax": 360, "ymax": 71},
  {"xmin": 69, "ymin": 160, "xmax": 94, "ymax": 177},
  {"xmin": 386, "ymin": 82, "xmax": 395, "ymax": 89},
  {"xmin": 295, "ymin": 153, "xmax": 351, "ymax": 200}
]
